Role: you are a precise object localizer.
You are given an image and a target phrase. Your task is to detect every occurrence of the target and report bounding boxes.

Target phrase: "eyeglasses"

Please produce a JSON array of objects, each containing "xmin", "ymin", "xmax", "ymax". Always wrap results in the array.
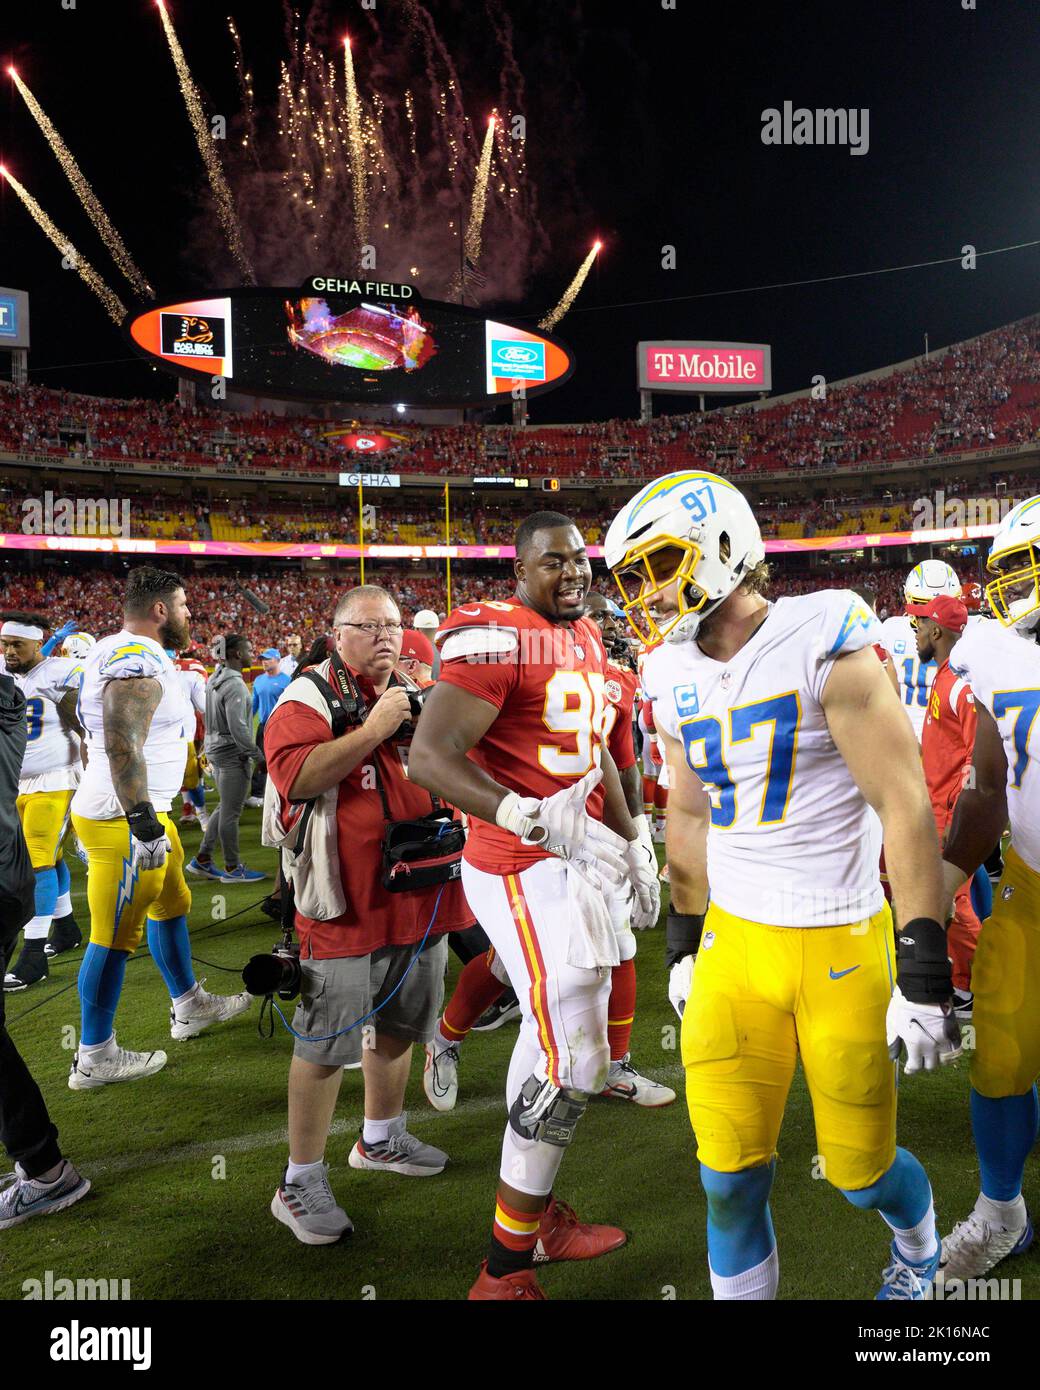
[{"xmin": 335, "ymin": 621, "xmax": 404, "ymax": 637}]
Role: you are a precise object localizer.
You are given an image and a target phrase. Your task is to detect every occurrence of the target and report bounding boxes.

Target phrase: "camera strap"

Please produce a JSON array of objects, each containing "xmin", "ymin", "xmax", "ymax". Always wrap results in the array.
[{"xmin": 301, "ymin": 654, "xmax": 442, "ymax": 822}]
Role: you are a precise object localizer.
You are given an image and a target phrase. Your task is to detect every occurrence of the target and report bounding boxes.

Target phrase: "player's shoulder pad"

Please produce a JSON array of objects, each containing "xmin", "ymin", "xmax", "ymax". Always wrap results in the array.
[
  {"xmin": 437, "ymin": 601, "xmax": 525, "ymax": 662},
  {"xmin": 949, "ymin": 619, "xmax": 1014, "ymax": 681},
  {"xmin": 98, "ymin": 636, "xmax": 166, "ymax": 681},
  {"xmin": 808, "ymin": 589, "xmax": 883, "ymax": 660}
]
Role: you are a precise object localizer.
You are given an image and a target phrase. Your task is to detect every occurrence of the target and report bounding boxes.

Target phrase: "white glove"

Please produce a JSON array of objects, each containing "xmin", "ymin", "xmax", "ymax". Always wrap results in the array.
[
  {"xmin": 669, "ymin": 954, "xmax": 694, "ymax": 1019},
  {"xmin": 496, "ymin": 769, "xmax": 629, "ymax": 885},
  {"xmin": 133, "ymin": 833, "xmax": 172, "ymax": 872},
  {"xmin": 625, "ymin": 814, "xmax": 661, "ymax": 930},
  {"xmin": 886, "ymin": 986, "xmax": 962, "ymax": 1074}
]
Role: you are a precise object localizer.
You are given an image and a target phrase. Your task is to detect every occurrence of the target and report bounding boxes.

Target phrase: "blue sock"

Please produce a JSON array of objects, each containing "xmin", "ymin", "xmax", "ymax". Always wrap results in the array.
[
  {"xmin": 700, "ymin": 1161, "xmax": 777, "ymax": 1276},
  {"xmin": 841, "ymin": 1147, "xmax": 932, "ymax": 1244},
  {"xmin": 189, "ymin": 785, "xmax": 205, "ymax": 810},
  {"xmin": 78, "ymin": 943, "xmax": 130, "ymax": 1045},
  {"xmin": 33, "ymin": 865, "xmax": 58, "ymax": 918},
  {"xmin": 972, "ymin": 1086, "xmax": 1040, "ymax": 1201},
  {"xmin": 54, "ymin": 856, "xmax": 71, "ymax": 898},
  {"xmin": 970, "ymin": 866, "xmax": 993, "ymax": 925},
  {"xmin": 147, "ymin": 915, "xmax": 195, "ymax": 998}
]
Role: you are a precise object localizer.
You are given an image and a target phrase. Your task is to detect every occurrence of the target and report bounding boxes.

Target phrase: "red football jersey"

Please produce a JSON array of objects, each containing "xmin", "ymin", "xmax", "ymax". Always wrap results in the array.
[
  {"xmin": 921, "ymin": 659, "xmax": 976, "ymax": 834},
  {"xmin": 436, "ymin": 598, "xmax": 611, "ymax": 874},
  {"xmin": 603, "ymin": 661, "xmax": 638, "ymax": 772}
]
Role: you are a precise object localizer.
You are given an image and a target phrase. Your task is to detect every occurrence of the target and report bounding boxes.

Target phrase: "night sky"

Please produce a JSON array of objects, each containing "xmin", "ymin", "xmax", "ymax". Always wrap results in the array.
[{"xmin": 2, "ymin": 0, "xmax": 1039, "ymax": 423}]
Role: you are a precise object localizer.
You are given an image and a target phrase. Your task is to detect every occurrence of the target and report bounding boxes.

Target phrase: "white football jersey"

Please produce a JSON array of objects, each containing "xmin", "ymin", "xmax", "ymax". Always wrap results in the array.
[
  {"xmin": 644, "ymin": 590, "xmax": 885, "ymax": 927},
  {"xmin": 950, "ymin": 622, "xmax": 1040, "ymax": 875},
  {"xmin": 72, "ymin": 630, "xmax": 193, "ymax": 820},
  {"xmin": 879, "ymin": 615, "xmax": 936, "ymax": 741},
  {"xmin": 12, "ymin": 656, "xmax": 84, "ymax": 792}
]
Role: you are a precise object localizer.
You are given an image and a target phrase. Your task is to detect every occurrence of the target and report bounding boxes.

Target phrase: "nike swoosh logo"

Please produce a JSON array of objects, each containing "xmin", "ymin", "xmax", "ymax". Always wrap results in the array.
[{"xmin": 829, "ymin": 965, "xmax": 861, "ymax": 980}]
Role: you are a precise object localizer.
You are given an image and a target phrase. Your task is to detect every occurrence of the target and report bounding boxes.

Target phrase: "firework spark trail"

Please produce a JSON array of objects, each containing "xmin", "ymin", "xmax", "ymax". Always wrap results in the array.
[
  {"xmin": 343, "ymin": 38, "xmax": 368, "ymax": 248},
  {"xmin": 157, "ymin": 0, "xmax": 255, "ymax": 283},
  {"xmin": 0, "ymin": 168, "xmax": 126, "ymax": 323},
  {"xmin": 7, "ymin": 68, "xmax": 153, "ymax": 299},
  {"xmin": 540, "ymin": 242, "xmax": 601, "ymax": 330},
  {"xmin": 463, "ymin": 115, "xmax": 496, "ymax": 269},
  {"xmin": 227, "ymin": 16, "xmax": 261, "ymax": 169}
]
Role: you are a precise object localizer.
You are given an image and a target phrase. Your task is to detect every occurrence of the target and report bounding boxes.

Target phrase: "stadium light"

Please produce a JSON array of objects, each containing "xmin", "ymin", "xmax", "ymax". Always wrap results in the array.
[{"xmin": 395, "ymin": 403, "xmax": 406, "ymax": 415}]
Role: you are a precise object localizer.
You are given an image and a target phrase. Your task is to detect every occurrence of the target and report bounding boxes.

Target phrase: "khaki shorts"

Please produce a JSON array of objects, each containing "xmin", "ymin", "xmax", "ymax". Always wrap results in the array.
[{"xmin": 292, "ymin": 936, "xmax": 448, "ymax": 1068}]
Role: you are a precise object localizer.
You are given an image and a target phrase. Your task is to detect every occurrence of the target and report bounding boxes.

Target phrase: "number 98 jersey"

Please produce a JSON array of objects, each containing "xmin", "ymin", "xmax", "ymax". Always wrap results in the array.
[
  {"xmin": 643, "ymin": 590, "xmax": 885, "ymax": 927},
  {"xmin": 436, "ymin": 599, "xmax": 610, "ymax": 874}
]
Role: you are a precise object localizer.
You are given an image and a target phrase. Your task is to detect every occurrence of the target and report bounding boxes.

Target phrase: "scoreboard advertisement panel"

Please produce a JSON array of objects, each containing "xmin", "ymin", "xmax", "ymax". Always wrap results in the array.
[
  {"xmin": 0, "ymin": 287, "xmax": 31, "ymax": 349},
  {"xmin": 126, "ymin": 277, "xmax": 573, "ymax": 406},
  {"xmin": 637, "ymin": 340, "xmax": 772, "ymax": 394}
]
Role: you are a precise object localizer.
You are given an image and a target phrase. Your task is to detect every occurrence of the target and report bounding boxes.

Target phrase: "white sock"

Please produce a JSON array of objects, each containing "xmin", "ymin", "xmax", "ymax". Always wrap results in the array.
[
  {"xmin": 709, "ymin": 1247, "xmax": 779, "ymax": 1300},
  {"xmin": 23, "ymin": 915, "xmax": 51, "ymax": 942},
  {"xmin": 435, "ymin": 1023, "xmax": 458, "ymax": 1052},
  {"xmin": 363, "ymin": 1114, "xmax": 403, "ymax": 1146},
  {"xmin": 885, "ymin": 1197, "xmax": 939, "ymax": 1264},
  {"xmin": 54, "ymin": 893, "xmax": 73, "ymax": 919},
  {"xmin": 173, "ymin": 983, "xmax": 200, "ymax": 1009},
  {"xmin": 977, "ymin": 1191, "xmax": 1027, "ymax": 1229},
  {"xmin": 80, "ymin": 1035, "xmax": 116, "ymax": 1059},
  {"xmin": 286, "ymin": 1158, "xmax": 324, "ymax": 1185}
]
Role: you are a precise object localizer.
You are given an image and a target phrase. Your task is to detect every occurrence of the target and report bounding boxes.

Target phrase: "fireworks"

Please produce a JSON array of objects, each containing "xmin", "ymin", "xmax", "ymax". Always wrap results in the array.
[
  {"xmin": 156, "ymin": 0, "xmax": 255, "ymax": 283},
  {"xmin": 0, "ymin": 167, "xmax": 125, "ymax": 323},
  {"xmin": 463, "ymin": 115, "xmax": 496, "ymax": 272},
  {"xmin": 343, "ymin": 38, "xmax": 369, "ymax": 251},
  {"xmin": 539, "ymin": 241, "xmax": 601, "ymax": 331}
]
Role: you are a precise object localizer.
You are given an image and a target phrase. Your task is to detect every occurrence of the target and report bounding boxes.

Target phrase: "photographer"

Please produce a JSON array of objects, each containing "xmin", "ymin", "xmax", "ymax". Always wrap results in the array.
[{"xmin": 262, "ymin": 585, "xmax": 474, "ymax": 1244}]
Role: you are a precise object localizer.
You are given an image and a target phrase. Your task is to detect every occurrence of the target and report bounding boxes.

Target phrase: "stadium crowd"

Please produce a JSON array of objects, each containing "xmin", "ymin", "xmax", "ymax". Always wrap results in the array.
[{"xmin": 2, "ymin": 315, "xmax": 1040, "ymax": 484}]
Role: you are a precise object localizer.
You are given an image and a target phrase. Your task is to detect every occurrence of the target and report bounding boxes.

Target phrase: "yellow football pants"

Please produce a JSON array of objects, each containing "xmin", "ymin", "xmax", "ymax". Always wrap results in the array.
[
  {"xmin": 682, "ymin": 901, "xmax": 897, "ymax": 1191},
  {"xmin": 17, "ymin": 789, "xmax": 74, "ymax": 869},
  {"xmin": 71, "ymin": 811, "xmax": 191, "ymax": 953},
  {"xmin": 971, "ymin": 846, "xmax": 1040, "ymax": 1098}
]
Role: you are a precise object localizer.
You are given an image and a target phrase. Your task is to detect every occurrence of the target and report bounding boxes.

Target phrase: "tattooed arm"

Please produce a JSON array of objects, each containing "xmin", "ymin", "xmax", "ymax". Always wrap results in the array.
[{"xmin": 102, "ymin": 677, "xmax": 161, "ymax": 815}]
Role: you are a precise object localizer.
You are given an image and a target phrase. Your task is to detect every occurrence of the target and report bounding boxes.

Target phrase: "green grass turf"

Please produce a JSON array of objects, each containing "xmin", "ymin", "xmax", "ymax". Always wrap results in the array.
[{"xmin": 1, "ymin": 813, "xmax": 1035, "ymax": 1301}]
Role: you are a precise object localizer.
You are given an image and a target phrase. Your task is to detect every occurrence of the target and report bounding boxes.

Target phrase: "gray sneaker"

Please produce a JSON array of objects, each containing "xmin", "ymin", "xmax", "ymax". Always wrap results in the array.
[
  {"xmin": 0, "ymin": 1159, "xmax": 91, "ymax": 1230},
  {"xmin": 270, "ymin": 1163, "xmax": 353, "ymax": 1245},
  {"xmin": 348, "ymin": 1116, "xmax": 448, "ymax": 1177}
]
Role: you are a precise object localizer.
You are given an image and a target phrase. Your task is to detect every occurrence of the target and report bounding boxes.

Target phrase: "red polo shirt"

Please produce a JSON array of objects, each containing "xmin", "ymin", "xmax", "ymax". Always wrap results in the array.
[
  {"xmin": 264, "ymin": 661, "xmax": 473, "ymax": 959},
  {"xmin": 921, "ymin": 659, "xmax": 977, "ymax": 836}
]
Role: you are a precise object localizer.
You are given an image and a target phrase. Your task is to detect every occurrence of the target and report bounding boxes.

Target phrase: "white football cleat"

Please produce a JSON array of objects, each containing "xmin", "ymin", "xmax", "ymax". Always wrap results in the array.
[
  {"xmin": 170, "ymin": 980, "xmax": 253, "ymax": 1040},
  {"xmin": 69, "ymin": 1043, "xmax": 167, "ymax": 1090},
  {"xmin": 940, "ymin": 1203, "xmax": 1034, "ymax": 1279},
  {"xmin": 423, "ymin": 1041, "xmax": 459, "ymax": 1112},
  {"xmin": 600, "ymin": 1054, "xmax": 676, "ymax": 1107}
]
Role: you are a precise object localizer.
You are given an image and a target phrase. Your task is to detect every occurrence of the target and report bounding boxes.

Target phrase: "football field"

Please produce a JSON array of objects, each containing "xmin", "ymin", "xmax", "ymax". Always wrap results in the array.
[{"xmin": 1, "ymin": 812, "xmax": 1036, "ymax": 1303}]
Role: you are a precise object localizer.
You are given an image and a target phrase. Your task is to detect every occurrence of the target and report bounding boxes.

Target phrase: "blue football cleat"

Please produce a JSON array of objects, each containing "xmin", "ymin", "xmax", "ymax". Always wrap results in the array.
[{"xmin": 876, "ymin": 1239, "xmax": 941, "ymax": 1299}]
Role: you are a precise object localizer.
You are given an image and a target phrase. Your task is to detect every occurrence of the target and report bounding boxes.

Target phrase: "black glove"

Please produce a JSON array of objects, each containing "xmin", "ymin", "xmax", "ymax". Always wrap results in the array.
[
  {"xmin": 127, "ymin": 801, "xmax": 165, "ymax": 844},
  {"xmin": 895, "ymin": 917, "xmax": 953, "ymax": 1006},
  {"xmin": 666, "ymin": 908, "xmax": 705, "ymax": 969}
]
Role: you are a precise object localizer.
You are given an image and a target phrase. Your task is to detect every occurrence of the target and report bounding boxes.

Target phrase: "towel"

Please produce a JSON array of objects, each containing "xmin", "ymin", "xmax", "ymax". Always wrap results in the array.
[{"xmin": 565, "ymin": 859, "xmax": 621, "ymax": 970}]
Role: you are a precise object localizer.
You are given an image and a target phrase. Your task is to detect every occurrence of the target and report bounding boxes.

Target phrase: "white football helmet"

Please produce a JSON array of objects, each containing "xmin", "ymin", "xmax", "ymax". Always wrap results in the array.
[
  {"xmin": 61, "ymin": 632, "xmax": 96, "ymax": 660},
  {"xmin": 604, "ymin": 471, "xmax": 765, "ymax": 644},
  {"xmin": 904, "ymin": 560, "xmax": 962, "ymax": 609},
  {"xmin": 985, "ymin": 495, "xmax": 1040, "ymax": 632}
]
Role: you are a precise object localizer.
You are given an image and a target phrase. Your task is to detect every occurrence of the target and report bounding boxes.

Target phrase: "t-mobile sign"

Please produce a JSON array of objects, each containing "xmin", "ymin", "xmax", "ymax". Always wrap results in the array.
[{"xmin": 638, "ymin": 340, "xmax": 772, "ymax": 395}]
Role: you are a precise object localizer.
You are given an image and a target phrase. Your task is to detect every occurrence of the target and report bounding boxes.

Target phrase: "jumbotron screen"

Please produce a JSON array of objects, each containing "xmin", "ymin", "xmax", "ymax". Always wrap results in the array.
[{"xmin": 126, "ymin": 277, "xmax": 574, "ymax": 406}]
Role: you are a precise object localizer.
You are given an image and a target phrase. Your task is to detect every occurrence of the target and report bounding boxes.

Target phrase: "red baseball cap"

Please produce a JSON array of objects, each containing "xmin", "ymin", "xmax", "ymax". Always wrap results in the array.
[
  {"xmin": 906, "ymin": 595, "xmax": 969, "ymax": 633},
  {"xmin": 400, "ymin": 628, "xmax": 435, "ymax": 666}
]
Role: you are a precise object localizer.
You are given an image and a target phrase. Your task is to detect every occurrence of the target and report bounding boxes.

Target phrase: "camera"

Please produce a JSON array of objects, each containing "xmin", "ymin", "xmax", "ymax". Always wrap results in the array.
[
  {"xmin": 242, "ymin": 941, "xmax": 302, "ymax": 1000},
  {"xmin": 394, "ymin": 684, "xmax": 427, "ymax": 740}
]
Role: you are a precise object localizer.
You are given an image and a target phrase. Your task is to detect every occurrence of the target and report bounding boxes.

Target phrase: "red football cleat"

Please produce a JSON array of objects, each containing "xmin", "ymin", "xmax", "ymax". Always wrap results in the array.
[
  {"xmin": 468, "ymin": 1261, "xmax": 546, "ymax": 1300},
  {"xmin": 534, "ymin": 1196, "xmax": 627, "ymax": 1263}
]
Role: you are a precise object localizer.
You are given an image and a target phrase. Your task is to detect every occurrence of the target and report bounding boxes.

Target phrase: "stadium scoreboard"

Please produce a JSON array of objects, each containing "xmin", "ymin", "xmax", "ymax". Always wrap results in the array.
[{"xmin": 126, "ymin": 276, "xmax": 574, "ymax": 408}]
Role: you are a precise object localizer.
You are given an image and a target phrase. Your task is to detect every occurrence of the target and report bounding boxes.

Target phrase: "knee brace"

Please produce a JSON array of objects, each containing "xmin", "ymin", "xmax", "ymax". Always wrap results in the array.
[{"xmin": 508, "ymin": 1073, "xmax": 589, "ymax": 1148}]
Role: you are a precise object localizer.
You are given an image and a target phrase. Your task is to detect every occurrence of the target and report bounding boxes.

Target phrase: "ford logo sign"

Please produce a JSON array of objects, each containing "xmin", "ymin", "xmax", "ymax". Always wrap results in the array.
[{"xmin": 495, "ymin": 344, "xmax": 539, "ymax": 365}]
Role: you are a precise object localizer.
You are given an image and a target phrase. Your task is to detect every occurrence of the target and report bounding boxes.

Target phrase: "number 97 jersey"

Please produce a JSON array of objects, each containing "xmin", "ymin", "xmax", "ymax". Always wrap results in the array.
[
  {"xmin": 436, "ymin": 599, "xmax": 610, "ymax": 874},
  {"xmin": 642, "ymin": 590, "xmax": 886, "ymax": 928}
]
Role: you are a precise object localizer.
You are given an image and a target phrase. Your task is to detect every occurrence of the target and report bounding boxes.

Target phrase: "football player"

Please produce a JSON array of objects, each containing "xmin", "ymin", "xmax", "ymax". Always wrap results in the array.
[
  {"xmin": 1, "ymin": 617, "xmax": 85, "ymax": 989},
  {"xmin": 906, "ymin": 595, "xmax": 980, "ymax": 1019},
  {"xmin": 937, "ymin": 497, "xmax": 1040, "ymax": 1278},
  {"xmin": 422, "ymin": 591, "xmax": 675, "ymax": 1115},
  {"xmin": 605, "ymin": 470, "xmax": 958, "ymax": 1301},
  {"xmin": 879, "ymin": 560, "xmax": 962, "ymax": 740},
  {"xmin": 68, "ymin": 567, "xmax": 250, "ymax": 1090},
  {"xmin": 410, "ymin": 511, "xmax": 660, "ymax": 1299}
]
